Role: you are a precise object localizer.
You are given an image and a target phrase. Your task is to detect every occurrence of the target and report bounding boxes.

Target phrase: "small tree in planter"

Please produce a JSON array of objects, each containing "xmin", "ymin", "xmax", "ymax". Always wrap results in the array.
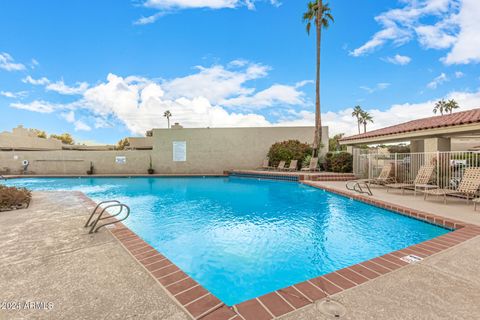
[
  {"xmin": 148, "ymin": 156, "xmax": 154, "ymax": 174},
  {"xmin": 86, "ymin": 162, "xmax": 94, "ymax": 175},
  {"xmin": 267, "ymin": 140, "xmax": 312, "ymax": 170}
]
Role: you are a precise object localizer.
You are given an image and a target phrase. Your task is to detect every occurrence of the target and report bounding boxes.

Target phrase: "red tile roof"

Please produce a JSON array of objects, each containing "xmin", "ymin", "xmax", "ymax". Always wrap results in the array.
[{"xmin": 341, "ymin": 108, "xmax": 480, "ymax": 142}]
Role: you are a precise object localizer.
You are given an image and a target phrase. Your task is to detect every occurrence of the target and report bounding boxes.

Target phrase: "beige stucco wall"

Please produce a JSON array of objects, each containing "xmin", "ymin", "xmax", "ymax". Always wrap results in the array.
[
  {"xmin": 151, "ymin": 126, "xmax": 323, "ymax": 174},
  {"xmin": 0, "ymin": 126, "xmax": 326, "ymax": 175},
  {"xmin": 0, "ymin": 131, "xmax": 63, "ymax": 150},
  {"xmin": 127, "ymin": 137, "xmax": 154, "ymax": 150},
  {"xmin": 0, "ymin": 150, "xmax": 152, "ymax": 174}
]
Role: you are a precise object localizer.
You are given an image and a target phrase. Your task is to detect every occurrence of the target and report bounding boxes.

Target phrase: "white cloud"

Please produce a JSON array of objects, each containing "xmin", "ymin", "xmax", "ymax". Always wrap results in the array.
[
  {"xmin": 443, "ymin": 0, "xmax": 480, "ymax": 64},
  {"xmin": 360, "ymin": 82, "xmax": 391, "ymax": 94},
  {"xmin": 455, "ymin": 71, "xmax": 465, "ymax": 78},
  {"xmin": 144, "ymin": 0, "xmax": 244, "ymax": 10},
  {"xmin": 60, "ymin": 110, "xmax": 92, "ymax": 131},
  {"xmin": 350, "ymin": 0, "xmax": 480, "ymax": 65},
  {"xmin": 222, "ymin": 84, "xmax": 306, "ymax": 109},
  {"xmin": 46, "ymin": 80, "xmax": 89, "ymax": 95},
  {"xmin": 10, "ymin": 61, "xmax": 309, "ymax": 135},
  {"xmin": 10, "ymin": 100, "xmax": 58, "ymax": 113},
  {"xmin": 270, "ymin": 87, "xmax": 480, "ymax": 138},
  {"xmin": 73, "ymin": 120, "xmax": 92, "ymax": 131},
  {"xmin": 281, "ymin": 89, "xmax": 480, "ymax": 137},
  {"xmin": 0, "ymin": 52, "xmax": 26, "ymax": 71},
  {"xmin": 161, "ymin": 63, "xmax": 269, "ymax": 104},
  {"xmin": 30, "ymin": 59, "xmax": 39, "ymax": 69},
  {"xmin": 136, "ymin": 0, "xmax": 279, "ymax": 24},
  {"xmin": 383, "ymin": 54, "xmax": 412, "ymax": 65},
  {"xmin": 61, "ymin": 111, "xmax": 76, "ymax": 123},
  {"xmin": 22, "ymin": 75, "xmax": 50, "ymax": 85},
  {"xmin": 22, "ymin": 76, "xmax": 88, "ymax": 95},
  {"xmin": 0, "ymin": 90, "xmax": 28, "ymax": 99},
  {"xmin": 427, "ymin": 73, "xmax": 449, "ymax": 89}
]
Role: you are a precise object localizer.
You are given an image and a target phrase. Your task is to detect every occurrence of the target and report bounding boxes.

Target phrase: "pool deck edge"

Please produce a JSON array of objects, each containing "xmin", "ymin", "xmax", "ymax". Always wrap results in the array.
[{"xmin": 73, "ymin": 184, "xmax": 480, "ymax": 320}]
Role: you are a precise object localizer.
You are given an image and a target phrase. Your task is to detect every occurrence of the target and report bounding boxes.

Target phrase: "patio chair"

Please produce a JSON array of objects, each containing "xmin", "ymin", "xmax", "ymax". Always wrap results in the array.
[
  {"xmin": 259, "ymin": 158, "xmax": 273, "ymax": 171},
  {"xmin": 275, "ymin": 161, "xmax": 286, "ymax": 171},
  {"xmin": 424, "ymin": 167, "xmax": 480, "ymax": 204},
  {"xmin": 301, "ymin": 157, "xmax": 319, "ymax": 172},
  {"xmin": 345, "ymin": 164, "xmax": 394, "ymax": 196},
  {"xmin": 352, "ymin": 164, "xmax": 394, "ymax": 186},
  {"xmin": 385, "ymin": 165, "xmax": 435, "ymax": 195},
  {"xmin": 474, "ymin": 198, "xmax": 480, "ymax": 211},
  {"xmin": 283, "ymin": 160, "xmax": 298, "ymax": 172}
]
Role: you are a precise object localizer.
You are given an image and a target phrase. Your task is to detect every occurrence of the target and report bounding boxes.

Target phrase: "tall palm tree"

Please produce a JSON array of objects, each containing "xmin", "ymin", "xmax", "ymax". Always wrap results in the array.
[
  {"xmin": 359, "ymin": 111, "xmax": 373, "ymax": 133},
  {"xmin": 303, "ymin": 1, "xmax": 334, "ymax": 156},
  {"xmin": 433, "ymin": 99, "xmax": 447, "ymax": 115},
  {"xmin": 445, "ymin": 99, "xmax": 460, "ymax": 114},
  {"xmin": 163, "ymin": 110, "xmax": 172, "ymax": 128},
  {"xmin": 351, "ymin": 105, "xmax": 363, "ymax": 134}
]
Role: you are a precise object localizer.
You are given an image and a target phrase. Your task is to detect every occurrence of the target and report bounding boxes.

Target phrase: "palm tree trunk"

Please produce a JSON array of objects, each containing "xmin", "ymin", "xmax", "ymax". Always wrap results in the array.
[
  {"xmin": 363, "ymin": 122, "xmax": 367, "ymax": 133},
  {"xmin": 313, "ymin": 0, "xmax": 322, "ymax": 157},
  {"xmin": 168, "ymin": 118, "xmax": 170, "ymax": 129},
  {"xmin": 357, "ymin": 120, "xmax": 360, "ymax": 134}
]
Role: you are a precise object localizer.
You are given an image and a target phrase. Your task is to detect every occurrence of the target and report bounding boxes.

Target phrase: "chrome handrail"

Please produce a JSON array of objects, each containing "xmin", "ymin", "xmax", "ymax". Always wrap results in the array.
[
  {"xmin": 89, "ymin": 203, "xmax": 130, "ymax": 234},
  {"xmin": 346, "ymin": 181, "xmax": 373, "ymax": 196},
  {"xmin": 84, "ymin": 200, "xmax": 121, "ymax": 227}
]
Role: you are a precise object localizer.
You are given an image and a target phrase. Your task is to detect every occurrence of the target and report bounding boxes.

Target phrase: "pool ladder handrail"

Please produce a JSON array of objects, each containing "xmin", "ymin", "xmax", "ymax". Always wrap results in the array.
[
  {"xmin": 345, "ymin": 181, "xmax": 373, "ymax": 196},
  {"xmin": 85, "ymin": 200, "xmax": 131, "ymax": 234}
]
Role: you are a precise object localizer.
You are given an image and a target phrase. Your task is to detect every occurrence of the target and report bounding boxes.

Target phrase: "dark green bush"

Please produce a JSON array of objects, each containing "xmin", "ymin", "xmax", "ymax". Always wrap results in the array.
[
  {"xmin": 323, "ymin": 152, "xmax": 353, "ymax": 173},
  {"xmin": 0, "ymin": 185, "xmax": 31, "ymax": 211},
  {"xmin": 267, "ymin": 140, "xmax": 312, "ymax": 169}
]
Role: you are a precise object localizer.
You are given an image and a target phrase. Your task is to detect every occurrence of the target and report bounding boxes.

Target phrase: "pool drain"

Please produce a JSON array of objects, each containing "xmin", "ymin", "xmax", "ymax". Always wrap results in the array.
[{"xmin": 316, "ymin": 299, "xmax": 347, "ymax": 318}]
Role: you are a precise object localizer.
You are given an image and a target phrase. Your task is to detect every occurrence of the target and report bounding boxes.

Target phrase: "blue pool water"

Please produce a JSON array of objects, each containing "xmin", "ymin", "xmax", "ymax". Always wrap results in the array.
[{"xmin": 6, "ymin": 177, "xmax": 449, "ymax": 305}]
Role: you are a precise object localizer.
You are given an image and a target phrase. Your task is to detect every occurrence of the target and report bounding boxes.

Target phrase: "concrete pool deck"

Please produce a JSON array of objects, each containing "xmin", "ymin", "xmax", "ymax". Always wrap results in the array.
[
  {"xmin": 306, "ymin": 180, "xmax": 480, "ymax": 226},
  {"xmin": 0, "ymin": 191, "xmax": 190, "ymax": 320},
  {"xmin": 1, "ymin": 186, "xmax": 480, "ymax": 319}
]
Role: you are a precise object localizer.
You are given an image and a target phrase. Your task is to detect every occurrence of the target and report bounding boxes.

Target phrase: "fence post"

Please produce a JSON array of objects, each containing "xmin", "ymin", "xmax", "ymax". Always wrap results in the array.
[{"xmin": 394, "ymin": 153, "xmax": 398, "ymax": 182}]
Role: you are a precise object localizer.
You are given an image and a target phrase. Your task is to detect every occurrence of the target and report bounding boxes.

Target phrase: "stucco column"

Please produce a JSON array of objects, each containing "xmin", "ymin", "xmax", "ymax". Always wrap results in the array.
[
  {"xmin": 424, "ymin": 137, "xmax": 451, "ymax": 152},
  {"xmin": 410, "ymin": 140, "xmax": 424, "ymax": 153}
]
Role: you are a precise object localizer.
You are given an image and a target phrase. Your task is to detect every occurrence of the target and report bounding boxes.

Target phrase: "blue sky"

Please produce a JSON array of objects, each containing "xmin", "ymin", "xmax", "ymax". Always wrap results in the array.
[{"xmin": 1, "ymin": 0, "xmax": 479, "ymax": 144}]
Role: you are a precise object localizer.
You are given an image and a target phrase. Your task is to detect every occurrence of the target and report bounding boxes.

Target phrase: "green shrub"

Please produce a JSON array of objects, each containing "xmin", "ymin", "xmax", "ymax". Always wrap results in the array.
[
  {"xmin": 323, "ymin": 152, "xmax": 353, "ymax": 173},
  {"xmin": 0, "ymin": 185, "xmax": 31, "ymax": 211},
  {"xmin": 267, "ymin": 140, "xmax": 312, "ymax": 169}
]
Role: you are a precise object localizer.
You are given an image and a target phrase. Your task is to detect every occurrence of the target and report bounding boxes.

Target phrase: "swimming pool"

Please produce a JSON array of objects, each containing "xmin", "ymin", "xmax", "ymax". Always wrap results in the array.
[{"xmin": 6, "ymin": 177, "xmax": 449, "ymax": 305}]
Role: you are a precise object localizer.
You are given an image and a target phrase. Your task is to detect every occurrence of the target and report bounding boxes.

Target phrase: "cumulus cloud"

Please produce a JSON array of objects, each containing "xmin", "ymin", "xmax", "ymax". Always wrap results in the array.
[
  {"xmin": 351, "ymin": 0, "xmax": 480, "ymax": 65},
  {"xmin": 279, "ymin": 89, "xmax": 480, "ymax": 137},
  {"xmin": 0, "ymin": 52, "xmax": 26, "ymax": 71},
  {"xmin": 443, "ymin": 0, "xmax": 480, "ymax": 64},
  {"xmin": 383, "ymin": 54, "xmax": 412, "ymax": 65},
  {"xmin": 10, "ymin": 61, "xmax": 310, "ymax": 135}
]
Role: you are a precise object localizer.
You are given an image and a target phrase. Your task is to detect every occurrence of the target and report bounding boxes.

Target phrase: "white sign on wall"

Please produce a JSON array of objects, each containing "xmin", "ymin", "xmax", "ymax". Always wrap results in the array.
[
  {"xmin": 173, "ymin": 141, "xmax": 186, "ymax": 162},
  {"xmin": 115, "ymin": 156, "xmax": 127, "ymax": 164}
]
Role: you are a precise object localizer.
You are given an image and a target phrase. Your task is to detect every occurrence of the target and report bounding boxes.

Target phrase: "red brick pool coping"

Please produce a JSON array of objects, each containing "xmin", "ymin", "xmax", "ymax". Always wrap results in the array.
[{"xmin": 74, "ymin": 183, "xmax": 480, "ymax": 320}]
